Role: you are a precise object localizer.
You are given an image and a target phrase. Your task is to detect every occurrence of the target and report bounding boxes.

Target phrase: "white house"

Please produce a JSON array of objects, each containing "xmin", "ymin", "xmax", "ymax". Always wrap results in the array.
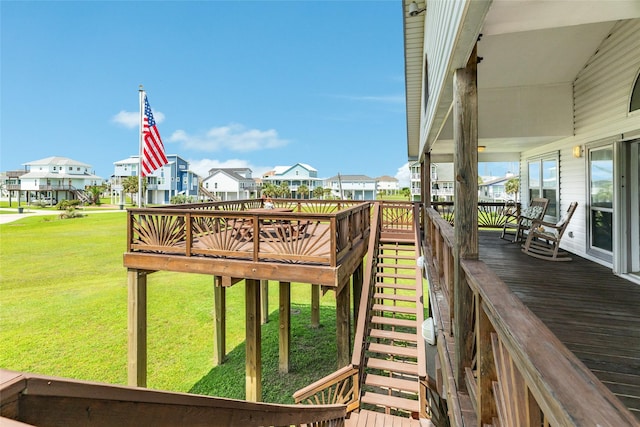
[
  {"xmin": 261, "ymin": 163, "xmax": 323, "ymax": 199},
  {"xmin": 324, "ymin": 174, "xmax": 377, "ymax": 200},
  {"xmin": 478, "ymin": 173, "xmax": 517, "ymax": 202},
  {"xmin": 112, "ymin": 155, "xmax": 199, "ymax": 205},
  {"xmin": 201, "ymin": 168, "xmax": 257, "ymax": 201},
  {"xmin": 376, "ymin": 175, "xmax": 400, "ymax": 195},
  {"xmin": 16, "ymin": 156, "xmax": 103, "ymax": 204}
]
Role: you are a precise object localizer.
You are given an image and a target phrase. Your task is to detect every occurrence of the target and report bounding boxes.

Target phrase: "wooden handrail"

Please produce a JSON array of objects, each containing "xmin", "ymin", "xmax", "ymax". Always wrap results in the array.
[
  {"xmin": 424, "ymin": 208, "xmax": 638, "ymax": 426},
  {"xmin": 1, "ymin": 370, "xmax": 346, "ymax": 427}
]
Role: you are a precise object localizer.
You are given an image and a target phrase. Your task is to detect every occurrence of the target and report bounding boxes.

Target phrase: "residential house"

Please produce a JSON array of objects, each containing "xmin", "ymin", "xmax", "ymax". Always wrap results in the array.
[
  {"xmin": 404, "ymin": 0, "xmax": 640, "ymax": 424},
  {"xmin": 325, "ymin": 174, "xmax": 377, "ymax": 200},
  {"xmin": 261, "ymin": 163, "xmax": 323, "ymax": 199},
  {"xmin": 478, "ymin": 173, "xmax": 517, "ymax": 202},
  {"xmin": 112, "ymin": 155, "xmax": 199, "ymax": 205},
  {"xmin": 201, "ymin": 167, "xmax": 257, "ymax": 201},
  {"xmin": 376, "ymin": 175, "xmax": 400, "ymax": 196},
  {"xmin": 14, "ymin": 156, "xmax": 103, "ymax": 204},
  {"xmin": 431, "ymin": 162, "xmax": 454, "ymax": 201},
  {"xmin": 409, "ymin": 161, "xmax": 421, "ymax": 201}
]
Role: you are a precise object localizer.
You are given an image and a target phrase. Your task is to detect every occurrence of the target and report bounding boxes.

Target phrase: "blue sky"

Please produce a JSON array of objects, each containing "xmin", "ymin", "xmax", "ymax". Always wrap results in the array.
[{"xmin": 1, "ymin": 1, "xmax": 416, "ymax": 185}]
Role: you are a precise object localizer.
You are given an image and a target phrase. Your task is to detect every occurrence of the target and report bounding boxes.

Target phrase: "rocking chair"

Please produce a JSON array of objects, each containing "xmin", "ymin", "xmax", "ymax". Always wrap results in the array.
[
  {"xmin": 521, "ymin": 202, "xmax": 578, "ymax": 261},
  {"xmin": 501, "ymin": 197, "xmax": 549, "ymax": 242}
]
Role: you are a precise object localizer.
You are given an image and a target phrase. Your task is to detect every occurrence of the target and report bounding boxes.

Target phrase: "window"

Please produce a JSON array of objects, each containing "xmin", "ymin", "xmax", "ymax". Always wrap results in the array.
[
  {"xmin": 527, "ymin": 153, "xmax": 559, "ymax": 220},
  {"xmin": 588, "ymin": 145, "xmax": 613, "ymax": 257}
]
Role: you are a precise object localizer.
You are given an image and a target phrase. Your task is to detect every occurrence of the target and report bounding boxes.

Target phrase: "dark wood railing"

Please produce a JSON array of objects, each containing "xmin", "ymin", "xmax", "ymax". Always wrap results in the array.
[
  {"xmin": 424, "ymin": 207, "xmax": 638, "ymax": 426},
  {"xmin": 126, "ymin": 199, "xmax": 370, "ymax": 268},
  {"xmin": 431, "ymin": 201, "xmax": 519, "ymax": 228},
  {"xmin": 0, "ymin": 370, "xmax": 346, "ymax": 427}
]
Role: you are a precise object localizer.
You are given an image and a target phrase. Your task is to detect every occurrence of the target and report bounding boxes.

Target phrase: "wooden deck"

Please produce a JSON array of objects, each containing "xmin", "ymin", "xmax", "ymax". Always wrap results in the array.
[{"xmin": 478, "ymin": 230, "xmax": 640, "ymax": 421}]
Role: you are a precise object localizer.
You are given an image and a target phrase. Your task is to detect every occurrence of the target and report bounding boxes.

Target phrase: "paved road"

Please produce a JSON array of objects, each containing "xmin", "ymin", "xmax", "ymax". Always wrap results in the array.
[{"xmin": 0, "ymin": 207, "xmax": 126, "ymax": 224}]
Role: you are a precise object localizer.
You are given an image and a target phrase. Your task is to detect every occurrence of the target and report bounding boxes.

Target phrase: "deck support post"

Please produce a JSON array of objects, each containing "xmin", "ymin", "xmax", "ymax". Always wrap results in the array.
[
  {"xmin": 353, "ymin": 262, "xmax": 363, "ymax": 326},
  {"xmin": 311, "ymin": 284, "xmax": 320, "ymax": 328},
  {"xmin": 213, "ymin": 276, "xmax": 226, "ymax": 365},
  {"xmin": 477, "ymin": 294, "xmax": 497, "ymax": 424},
  {"xmin": 279, "ymin": 281, "xmax": 291, "ymax": 373},
  {"xmin": 261, "ymin": 279, "xmax": 269, "ymax": 324},
  {"xmin": 245, "ymin": 279, "xmax": 262, "ymax": 401},
  {"xmin": 336, "ymin": 278, "xmax": 351, "ymax": 367},
  {"xmin": 453, "ymin": 44, "xmax": 479, "ymax": 388},
  {"xmin": 127, "ymin": 269, "xmax": 147, "ymax": 387}
]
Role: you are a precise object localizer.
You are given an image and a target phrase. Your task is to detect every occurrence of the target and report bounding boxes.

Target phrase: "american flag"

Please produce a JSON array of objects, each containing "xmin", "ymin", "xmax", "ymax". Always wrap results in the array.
[{"xmin": 141, "ymin": 95, "xmax": 168, "ymax": 177}]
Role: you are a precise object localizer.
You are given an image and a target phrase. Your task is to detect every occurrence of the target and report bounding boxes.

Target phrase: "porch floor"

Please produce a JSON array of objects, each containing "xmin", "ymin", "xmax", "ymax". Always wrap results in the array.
[{"xmin": 479, "ymin": 230, "xmax": 640, "ymax": 421}]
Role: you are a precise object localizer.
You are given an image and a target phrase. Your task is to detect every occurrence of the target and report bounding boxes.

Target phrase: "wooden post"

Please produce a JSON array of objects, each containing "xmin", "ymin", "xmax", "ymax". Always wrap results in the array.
[
  {"xmin": 279, "ymin": 281, "xmax": 291, "ymax": 373},
  {"xmin": 424, "ymin": 154, "xmax": 432, "ymax": 203},
  {"xmin": 336, "ymin": 279, "xmax": 351, "ymax": 367},
  {"xmin": 352, "ymin": 263, "xmax": 363, "ymax": 327},
  {"xmin": 453, "ymin": 44, "xmax": 479, "ymax": 387},
  {"xmin": 311, "ymin": 284, "xmax": 320, "ymax": 328},
  {"xmin": 261, "ymin": 279, "xmax": 269, "ymax": 324},
  {"xmin": 477, "ymin": 295, "xmax": 497, "ymax": 424},
  {"xmin": 213, "ymin": 276, "xmax": 226, "ymax": 365},
  {"xmin": 245, "ymin": 279, "xmax": 262, "ymax": 401},
  {"xmin": 127, "ymin": 269, "xmax": 147, "ymax": 387}
]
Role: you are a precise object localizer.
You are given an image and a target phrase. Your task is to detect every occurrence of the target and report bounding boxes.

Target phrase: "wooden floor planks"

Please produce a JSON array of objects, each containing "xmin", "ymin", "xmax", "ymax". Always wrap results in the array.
[{"xmin": 478, "ymin": 230, "xmax": 640, "ymax": 421}]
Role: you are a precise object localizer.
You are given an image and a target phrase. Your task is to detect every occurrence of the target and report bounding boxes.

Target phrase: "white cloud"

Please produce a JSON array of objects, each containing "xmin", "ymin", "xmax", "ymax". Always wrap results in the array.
[
  {"xmin": 395, "ymin": 162, "xmax": 411, "ymax": 188},
  {"xmin": 169, "ymin": 123, "xmax": 289, "ymax": 152},
  {"xmin": 112, "ymin": 109, "xmax": 165, "ymax": 129},
  {"xmin": 188, "ymin": 158, "xmax": 273, "ymax": 179}
]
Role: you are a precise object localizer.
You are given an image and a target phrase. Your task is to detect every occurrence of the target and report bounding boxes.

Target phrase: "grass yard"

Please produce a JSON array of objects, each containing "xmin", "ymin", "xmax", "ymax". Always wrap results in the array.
[{"xmin": 0, "ymin": 213, "xmax": 339, "ymax": 403}]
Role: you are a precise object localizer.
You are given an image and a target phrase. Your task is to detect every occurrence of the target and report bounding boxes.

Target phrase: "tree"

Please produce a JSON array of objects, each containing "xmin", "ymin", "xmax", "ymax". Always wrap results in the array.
[
  {"xmin": 297, "ymin": 184, "xmax": 309, "ymax": 199},
  {"xmin": 278, "ymin": 182, "xmax": 291, "ymax": 198},
  {"xmin": 313, "ymin": 186, "xmax": 324, "ymax": 199},
  {"xmin": 122, "ymin": 176, "xmax": 146, "ymax": 205},
  {"xmin": 261, "ymin": 183, "xmax": 277, "ymax": 198},
  {"xmin": 87, "ymin": 185, "xmax": 104, "ymax": 205},
  {"xmin": 505, "ymin": 177, "xmax": 520, "ymax": 202},
  {"xmin": 401, "ymin": 187, "xmax": 411, "ymax": 200}
]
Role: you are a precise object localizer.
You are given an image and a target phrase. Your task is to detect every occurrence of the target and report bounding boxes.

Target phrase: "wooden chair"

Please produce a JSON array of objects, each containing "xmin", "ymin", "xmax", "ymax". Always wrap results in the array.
[
  {"xmin": 521, "ymin": 201, "xmax": 578, "ymax": 261},
  {"xmin": 500, "ymin": 198, "xmax": 549, "ymax": 242}
]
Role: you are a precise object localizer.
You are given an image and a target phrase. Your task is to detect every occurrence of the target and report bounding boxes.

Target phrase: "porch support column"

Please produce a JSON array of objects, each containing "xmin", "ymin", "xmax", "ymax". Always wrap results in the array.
[
  {"xmin": 127, "ymin": 269, "xmax": 147, "ymax": 387},
  {"xmin": 424, "ymin": 153, "xmax": 432, "ymax": 203},
  {"xmin": 336, "ymin": 278, "xmax": 351, "ymax": 367},
  {"xmin": 261, "ymin": 279, "xmax": 269, "ymax": 324},
  {"xmin": 453, "ymin": 44, "xmax": 479, "ymax": 388},
  {"xmin": 279, "ymin": 281, "xmax": 291, "ymax": 373},
  {"xmin": 213, "ymin": 276, "xmax": 226, "ymax": 365},
  {"xmin": 311, "ymin": 284, "xmax": 320, "ymax": 328},
  {"xmin": 245, "ymin": 279, "xmax": 262, "ymax": 401},
  {"xmin": 352, "ymin": 263, "xmax": 363, "ymax": 326}
]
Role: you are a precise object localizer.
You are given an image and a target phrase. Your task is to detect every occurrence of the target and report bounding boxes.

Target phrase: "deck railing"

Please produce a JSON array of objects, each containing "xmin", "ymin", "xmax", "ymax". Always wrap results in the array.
[
  {"xmin": 126, "ymin": 199, "xmax": 370, "ymax": 267},
  {"xmin": 294, "ymin": 202, "xmax": 430, "ymax": 417},
  {"xmin": 0, "ymin": 370, "xmax": 346, "ymax": 427},
  {"xmin": 424, "ymin": 207, "xmax": 637, "ymax": 426},
  {"xmin": 431, "ymin": 201, "xmax": 518, "ymax": 228}
]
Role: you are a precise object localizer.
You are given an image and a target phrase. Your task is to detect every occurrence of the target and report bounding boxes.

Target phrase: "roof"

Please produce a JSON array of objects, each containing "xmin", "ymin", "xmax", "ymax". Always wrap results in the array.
[
  {"xmin": 205, "ymin": 169, "xmax": 253, "ymax": 182},
  {"xmin": 19, "ymin": 171, "xmax": 103, "ymax": 180},
  {"xmin": 23, "ymin": 156, "xmax": 92, "ymax": 168},
  {"xmin": 376, "ymin": 175, "xmax": 398, "ymax": 182},
  {"xmin": 326, "ymin": 174, "xmax": 375, "ymax": 182}
]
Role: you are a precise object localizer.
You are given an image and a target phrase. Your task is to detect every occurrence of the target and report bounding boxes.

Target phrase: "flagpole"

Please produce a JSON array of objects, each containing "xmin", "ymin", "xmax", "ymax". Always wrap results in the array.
[{"xmin": 138, "ymin": 85, "xmax": 144, "ymax": 208}]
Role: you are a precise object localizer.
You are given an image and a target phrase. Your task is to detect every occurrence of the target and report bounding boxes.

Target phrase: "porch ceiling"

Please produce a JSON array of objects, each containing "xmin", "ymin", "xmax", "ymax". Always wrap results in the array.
[{"xmin": 405, "ymin": 0, "xmax": 640, "ymax": 162}]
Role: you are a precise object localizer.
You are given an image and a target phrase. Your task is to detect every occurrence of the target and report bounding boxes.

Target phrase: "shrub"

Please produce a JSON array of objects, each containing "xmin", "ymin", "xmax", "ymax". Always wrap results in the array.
[
  {"xmin": 59, "ymin": 207, "xmax": 85, "ymax": 219},
  {"xmin": 57, "ymin": 199, "xmax": 82, "ymax": 210}
]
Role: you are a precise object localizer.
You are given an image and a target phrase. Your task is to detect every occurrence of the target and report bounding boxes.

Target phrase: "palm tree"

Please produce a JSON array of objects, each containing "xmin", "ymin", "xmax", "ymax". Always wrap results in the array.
[
  {"xmin": 313, "ymin": 186, "xmax": 324, "ymax": 199},
  {"xmin": 505, "ymin": 177, "xmax": 520, "ymax": 202},
  {"xmin": 297, "ymin": 184, "xmax": 309, "ymax": 200}
]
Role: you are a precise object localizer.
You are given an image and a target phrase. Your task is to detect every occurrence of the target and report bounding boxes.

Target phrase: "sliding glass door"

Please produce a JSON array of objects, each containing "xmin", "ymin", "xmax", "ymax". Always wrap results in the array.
[{"xmin": 588, "ymin": 145, "xmax": 613, "ymax": 262}]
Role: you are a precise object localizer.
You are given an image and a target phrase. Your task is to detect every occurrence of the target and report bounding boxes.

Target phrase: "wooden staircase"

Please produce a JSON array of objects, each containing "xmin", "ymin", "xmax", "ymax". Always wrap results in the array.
[{"xmin": 358, "ymin": 239, "xmax": 423, "ymax": 418}]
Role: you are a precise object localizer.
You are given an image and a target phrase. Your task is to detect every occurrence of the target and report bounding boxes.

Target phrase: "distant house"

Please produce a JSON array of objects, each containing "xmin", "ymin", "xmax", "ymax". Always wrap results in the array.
[
  {"xmin": 14, "ymin": 156, "xmax": 103, "ymax": 204},
  {"xmin": 261, "ymin": 163, "xmax": 323, "ymax": 199},
  {"xmin": 325, "ymin": 174, "xmax": 377, "ymax": 200},
  {"xmin": 478, "ymin": 173, "xmax": 518, "ymax": 202},
  {"xmin": 432, "ymin": 163, "xmax": 455, "ymax": 201},
  {"xmin": 409, "ymin": 161, "xmax": 421, "ymax": 201},
  {"xmin": 201, "ymin": 168, "xmax": 257, "ymax": 201},
  {"xmin": 376, "ymin": 175, "xmax": 400, "ymax": 195},
  {"xmin": 112, "ymin": 155, "xmax": 199, "ymax": 205}
]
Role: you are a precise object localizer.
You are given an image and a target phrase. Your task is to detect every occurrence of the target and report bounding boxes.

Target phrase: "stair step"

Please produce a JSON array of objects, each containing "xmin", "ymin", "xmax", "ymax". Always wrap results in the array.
[
  {"xmin": 376, "ymin": 261, "xmax": 416, "ymax": 270},
  {"xmin": 372, "ymin": 303, "xmax": 416, "ymax": 315},
  {"xmin": 376, "ymin": 272, "xmax": 416, "ymax": 280},
  {"xmin": 360, "ymin": 391, "xmax": 420, "ymax": 414},
  {"xmin": 367, "ymin": 357, "xmax": 419, "ymax": 376},
  {"xmin": 364, "ymin": 373, "xmax": 420, "ymax": 393},
  {"xmin": 368, "ymin": 342, "xmax": 418, "ymax": 359},
  {"xmin": 379, "ymin": 253, "xmax": 415, "ymax": 260},
  {"xmin": 374, "ymin": 293, "xmax": 416, "ymax": 303},
  {"xmin": 375, "ymin": 282, "xmax": 415, "ymax": 291},
  {"xmin": 371, "ymin": 315, "xmax": 417, "ymax": 329},
  {"xmin": 370, "ymin": 328, "xmax": 418, "ymax": 343}
]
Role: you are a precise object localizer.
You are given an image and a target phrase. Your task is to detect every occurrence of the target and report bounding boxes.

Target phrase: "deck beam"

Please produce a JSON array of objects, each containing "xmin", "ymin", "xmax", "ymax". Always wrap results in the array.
[
  {"xmin": 279, "ymin": 281, "xmax": 291, "ymax": 373},
  {"xmin": 213, "ymin": 276, "xmax": 226, "ymax": 365},
  {"xmin": 245, "ymin": 279, "xmax": 262, "ymax": 401},
  {"xmin": 127, "ymin": 269, "xmax": 147, "ymax": 387}
]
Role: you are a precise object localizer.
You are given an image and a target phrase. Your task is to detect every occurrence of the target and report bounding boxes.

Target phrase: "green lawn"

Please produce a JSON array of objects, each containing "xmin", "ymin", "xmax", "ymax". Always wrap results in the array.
[{"xmin": 0, "ymin": 213, "xmax": 338, "ymax": 403}]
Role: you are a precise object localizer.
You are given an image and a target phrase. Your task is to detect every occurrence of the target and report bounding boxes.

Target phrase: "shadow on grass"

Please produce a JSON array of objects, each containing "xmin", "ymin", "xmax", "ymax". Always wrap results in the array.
[{"xmin": 189, "ymin": 303, "xmax": 339, "ymax": 404}]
